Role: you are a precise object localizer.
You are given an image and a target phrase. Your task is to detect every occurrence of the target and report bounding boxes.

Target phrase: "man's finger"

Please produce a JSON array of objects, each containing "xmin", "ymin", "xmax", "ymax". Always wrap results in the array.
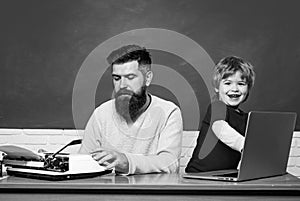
[
  {"xmin": 98, "ymin": 154, "xmax": 114, "ymax": 165},
  {"xmin": 90, "ymin": 148, "xmax": 106, "ymax": 154},
  {"xmin": 91, "ymin": 151, "xmax": 108, "ymax": 161},
  {"xmin": 105, "ymin": 161, "xmax": 117, "ymax": 170}
]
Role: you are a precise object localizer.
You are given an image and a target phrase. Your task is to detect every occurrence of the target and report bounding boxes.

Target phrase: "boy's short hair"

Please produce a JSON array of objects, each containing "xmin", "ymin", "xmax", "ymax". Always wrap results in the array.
[
  {"xmin": 212, "ymin": 55, "xmax": 255, "ymax": 90},
  {"xmin": 106, "ymin": 44, "xmax": 152, "ymax": 73}
]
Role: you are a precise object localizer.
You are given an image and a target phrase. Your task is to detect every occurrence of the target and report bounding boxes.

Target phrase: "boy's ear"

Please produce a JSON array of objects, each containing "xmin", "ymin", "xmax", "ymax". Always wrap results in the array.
[{"xmin": 145, "ymin": 71, "xmax": 153, "ymax": 86}]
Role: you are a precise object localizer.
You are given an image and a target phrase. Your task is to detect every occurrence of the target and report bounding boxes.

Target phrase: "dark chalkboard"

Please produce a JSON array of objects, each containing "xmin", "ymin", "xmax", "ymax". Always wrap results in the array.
[{"xmin": 1, "ymin": 0, "xmax": 300, "ymax": 130}]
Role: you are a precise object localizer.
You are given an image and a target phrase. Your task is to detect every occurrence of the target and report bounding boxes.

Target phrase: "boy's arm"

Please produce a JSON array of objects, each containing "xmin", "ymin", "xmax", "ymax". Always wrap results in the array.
[{"xmin": 212, "ymin": 120, "xmax": 245, "ymax": 152}]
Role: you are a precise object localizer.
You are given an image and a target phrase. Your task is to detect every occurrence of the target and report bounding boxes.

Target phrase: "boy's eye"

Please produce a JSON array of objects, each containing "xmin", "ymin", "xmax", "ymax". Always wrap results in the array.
[{"xmin": 238, "ymin": 82, "xmax": 247, "ymax": 86}]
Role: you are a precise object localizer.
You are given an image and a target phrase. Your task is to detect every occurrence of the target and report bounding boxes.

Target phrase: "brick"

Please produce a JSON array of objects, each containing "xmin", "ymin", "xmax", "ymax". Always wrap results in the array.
[
  {"xmin": 0, "ymin": 136, "xmax": 9, "ymax": 144},
  {"xmin": 181, "ymin": 147, "xmax": 194, "ymax": 157},
  {"xmin": 295, "ymin": 147, "xmax": 300, "ymax": 156},
  {"xmin": 5, "ymin": 135, "xmax": 48, "ymax": 145},
  {"xmin": 182, "ymin": 132, "xmax": 198, "ymax": 148},
  {"xmin": 26, "ymin": 144, "xmax": 47, "ymax": 153},
  {"xmin": 183, "ymin": 131, "xmax": 199, "ymax": 137},
  {"xmin": 289, "ymin": 147, "xmax": 296, "ymax": 157},
  {"xmin": 289, "ymin": 147, "xmax": 300, "ymax": 157},
  {"xmin": 179, "ymin": 166, "xmax": 186, "ymax": 173},
  {"xmin": 180, "ymin": 156, "xmax": 191, "ymax": 167},
  {"xmin": 23, "ymin": 129, "xmax": 63, "ymax": 135},
  {"xmin": 287, "ymin": 166, "xmax": 300, "ymax": 177},
  {"xmin": 291, "ymin": 138, "xmax": 298, "ymax": 148},
  {"xmin": 293, "ymin": 132, "xmax": 300, "ymax": 138},
  {"xmin": 0, "ymin": 144, "xmax": 40, "ymax": 154},
  {"xmin": 37, "ymin": 144, "xmax": 81, "ymax": 154},
  {"xmin": 0, "ymin": 129, "xmax": 22, "ymax": 135},
  {"xmin": 42, "ymin": 144, "xmax": 64, "ymax": 153},
  {"xmin": 63, "ymin": 144, "xmax": 81, "ymax": 154},
  {"xmin": 18, "ymin": 144, "xmax": 38, "ymax": 152},
  {"xmin": 182, "ymin": 137, "xmax": 197, "ymax": 148},
  {"xmin": 63, "ymin": 129, "xmax": 84, "ymax": 137},
  {"xmin": 296, "ymin": 160, "xmax": 300, "ymax": 167},
  {"xmin": 287, "ymin": 156, "xmax": 297, "ymax": 167},
  {"xmin": 48, "ymin": 135, "xmax": 81, "ymax": 145}
]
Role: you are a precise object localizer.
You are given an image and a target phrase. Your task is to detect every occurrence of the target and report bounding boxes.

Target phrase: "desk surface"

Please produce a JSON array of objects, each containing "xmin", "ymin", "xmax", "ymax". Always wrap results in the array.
[{"xmin": 1, "ymin": 173, "xmax": 300, "ymax": 201}]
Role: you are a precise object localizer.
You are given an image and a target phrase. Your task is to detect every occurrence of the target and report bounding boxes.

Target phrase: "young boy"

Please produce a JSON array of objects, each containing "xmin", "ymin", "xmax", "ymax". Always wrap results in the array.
[{"xmin": 185, "ymin": 56, "xmax": 255, "ymax": 172}]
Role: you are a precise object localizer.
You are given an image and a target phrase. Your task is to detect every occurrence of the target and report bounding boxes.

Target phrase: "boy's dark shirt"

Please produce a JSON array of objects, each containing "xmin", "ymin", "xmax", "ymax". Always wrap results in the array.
[{"xmin": 185, "ymin": 101, "xmax": 248, "ymax": 173}]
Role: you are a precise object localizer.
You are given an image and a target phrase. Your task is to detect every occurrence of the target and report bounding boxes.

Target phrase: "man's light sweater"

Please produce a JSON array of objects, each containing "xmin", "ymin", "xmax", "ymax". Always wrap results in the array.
[{"xmin": 79, "ymin": 95, "xmax": 183, "ymax": 175}]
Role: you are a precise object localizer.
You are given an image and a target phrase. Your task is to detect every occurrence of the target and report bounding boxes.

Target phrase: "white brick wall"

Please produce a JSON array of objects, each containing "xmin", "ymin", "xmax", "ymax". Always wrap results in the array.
[
  {"xmin": 288, "ymin": 132, "xmax": 300, "ymax": 177},
  {"xmin": 1, "ymin": 129, "xmax": 300, "ymax": 177},
  {"xmin": 0, "ymin": 129, "xmax": 84, "ymax": 153}
]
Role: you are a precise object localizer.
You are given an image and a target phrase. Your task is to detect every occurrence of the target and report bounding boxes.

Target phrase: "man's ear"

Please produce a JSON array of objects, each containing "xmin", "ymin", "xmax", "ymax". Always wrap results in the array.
[
  {"xmin": 145, "ymin": 71, "xmax": 153, "ymax": 86},
  {"xmin": 214, "ymin": 88, "xmax": 219, "ymax": 93}
]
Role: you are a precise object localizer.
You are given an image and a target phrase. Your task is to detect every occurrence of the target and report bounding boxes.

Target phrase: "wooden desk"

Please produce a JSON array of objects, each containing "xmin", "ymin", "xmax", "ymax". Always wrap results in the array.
[{"xmin": 0, "ymin": 173, "xmax": 300, "ymax": 201}]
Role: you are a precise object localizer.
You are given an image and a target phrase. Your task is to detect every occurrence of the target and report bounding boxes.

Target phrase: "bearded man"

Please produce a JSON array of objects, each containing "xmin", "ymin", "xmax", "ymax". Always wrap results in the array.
[{"xmin": 79, "ymin": 45, "xmax": 183, "ymax": 175}]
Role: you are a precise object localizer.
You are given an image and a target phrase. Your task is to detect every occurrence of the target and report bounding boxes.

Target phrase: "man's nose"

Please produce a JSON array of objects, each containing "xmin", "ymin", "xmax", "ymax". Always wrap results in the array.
[{"xmin": 119, "ymin": 77, "xmax": 128, "ymax": 88}]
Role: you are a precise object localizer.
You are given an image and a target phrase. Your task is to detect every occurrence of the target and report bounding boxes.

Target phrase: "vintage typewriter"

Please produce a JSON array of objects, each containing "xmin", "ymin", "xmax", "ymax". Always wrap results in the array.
[{"xmin": 1, "ymin": 139, "xmax": 112, "ymax": 180}]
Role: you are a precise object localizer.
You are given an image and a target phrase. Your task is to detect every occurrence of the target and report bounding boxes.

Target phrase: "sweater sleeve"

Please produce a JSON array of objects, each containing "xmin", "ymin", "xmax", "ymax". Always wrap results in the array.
[
  {"xmin": 124, "ymin": 107, "xmax": 183, "ymax": 175},
  {"xmin": 212, "ymin": 120, "xmax": 245, "ymax": 152},
  {"xmin": 78, "ymin": 111, "xmax": 102, "ymax": 154}
]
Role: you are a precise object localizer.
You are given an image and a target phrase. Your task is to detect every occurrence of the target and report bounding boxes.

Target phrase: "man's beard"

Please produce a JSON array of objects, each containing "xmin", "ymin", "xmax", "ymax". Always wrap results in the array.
[{"xmin": 114, "ymin": 86, "xmax": 147, "ymax": 123}]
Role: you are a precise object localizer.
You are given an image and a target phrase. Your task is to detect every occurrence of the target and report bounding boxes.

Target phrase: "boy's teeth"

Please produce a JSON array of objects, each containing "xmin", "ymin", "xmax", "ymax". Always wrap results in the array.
[{"xmin": 228, "ymin": 94, "xmax": 239, "ymax": 98}]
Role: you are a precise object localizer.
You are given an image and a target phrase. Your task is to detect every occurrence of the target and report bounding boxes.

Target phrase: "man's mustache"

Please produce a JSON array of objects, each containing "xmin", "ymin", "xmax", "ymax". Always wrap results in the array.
[{"xmin": 115, "ymin": 89, "xmax": 134, "ymax": 97}]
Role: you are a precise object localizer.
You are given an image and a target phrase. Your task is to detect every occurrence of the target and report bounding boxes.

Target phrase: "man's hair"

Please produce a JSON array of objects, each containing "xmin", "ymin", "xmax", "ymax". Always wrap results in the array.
[
  {"xmin": 107, "ymin": 44, "xmax": 152, "ymax": 73},
  {"xmin": 212, "ymin": 55, "xmax": 255, "ymax": 90}
]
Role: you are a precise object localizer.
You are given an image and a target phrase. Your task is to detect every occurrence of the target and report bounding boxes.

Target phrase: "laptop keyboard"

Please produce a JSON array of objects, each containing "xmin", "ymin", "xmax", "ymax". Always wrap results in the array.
[{"xmin": 214, "ymin": 172, "xmax": 238, "ymax": 178}]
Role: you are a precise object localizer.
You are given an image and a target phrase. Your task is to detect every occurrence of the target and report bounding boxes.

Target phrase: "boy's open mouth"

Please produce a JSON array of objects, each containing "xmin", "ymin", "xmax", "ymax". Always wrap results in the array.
[{"xmin": 228, "ymin": 94, "xmax": 241, "ymax": 98}]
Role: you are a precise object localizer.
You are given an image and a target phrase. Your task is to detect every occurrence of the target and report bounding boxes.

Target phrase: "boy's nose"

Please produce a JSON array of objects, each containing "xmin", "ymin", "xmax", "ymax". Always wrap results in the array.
[{"xmin": 231, "ymin": 84, "xmax": 239, "ymax": 91}]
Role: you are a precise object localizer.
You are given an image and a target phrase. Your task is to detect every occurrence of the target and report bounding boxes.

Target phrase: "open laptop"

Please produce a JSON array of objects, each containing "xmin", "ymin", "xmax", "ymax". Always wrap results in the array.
[{"xmin": 183, "ymin": 111, "xmax": 297, "ymax": 182}]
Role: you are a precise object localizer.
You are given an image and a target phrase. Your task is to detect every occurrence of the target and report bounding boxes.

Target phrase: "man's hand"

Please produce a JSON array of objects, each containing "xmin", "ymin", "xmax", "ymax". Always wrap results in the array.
[{"xmin": 91, "ymin": 148, "xmax": 129, "ymax": 173}]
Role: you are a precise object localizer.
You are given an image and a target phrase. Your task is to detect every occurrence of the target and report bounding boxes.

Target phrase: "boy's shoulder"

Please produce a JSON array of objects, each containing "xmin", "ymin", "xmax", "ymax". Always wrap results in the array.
[
  {"xmin": 208, "ymin": 100, "xmax": 227, "ymax": 112},
  {"xmin": 204, "ymin": 100, "xmax": 227, "ymax": 122}
]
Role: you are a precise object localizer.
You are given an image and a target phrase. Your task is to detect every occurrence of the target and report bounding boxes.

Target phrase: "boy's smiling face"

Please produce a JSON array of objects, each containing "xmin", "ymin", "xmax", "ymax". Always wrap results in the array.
[{"xmin": 215, "ymin": 71, "xmax": 249, "ymax": 107}]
